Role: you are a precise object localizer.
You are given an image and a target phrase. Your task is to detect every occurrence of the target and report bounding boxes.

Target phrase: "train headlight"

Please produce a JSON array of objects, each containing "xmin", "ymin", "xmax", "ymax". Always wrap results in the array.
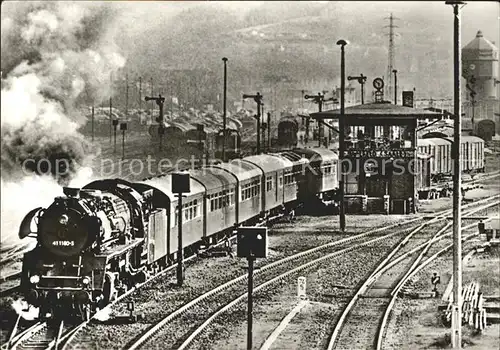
[
  {"xmin": 59, "ymin": 214, "xmax": 69, "ymax": 225},
  {"xmin": 30, "ymin": 275, "xmax": 40, "ymax": 284},
  {"xmin": 82, "ymin": 276, "xmax": 91, "ymax": 285}
]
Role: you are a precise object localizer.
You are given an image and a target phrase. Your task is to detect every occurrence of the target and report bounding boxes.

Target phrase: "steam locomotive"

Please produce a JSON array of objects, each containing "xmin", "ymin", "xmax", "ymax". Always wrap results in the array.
[{"xmin": 19, "ymin": 149, "xmax": 339, "ymax": 320}]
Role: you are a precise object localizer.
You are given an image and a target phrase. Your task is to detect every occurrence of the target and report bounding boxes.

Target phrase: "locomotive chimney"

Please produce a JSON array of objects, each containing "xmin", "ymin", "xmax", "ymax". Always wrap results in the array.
[{"xmin": 63, "ymin": 187, "xmax": 81, "ymax": 198}]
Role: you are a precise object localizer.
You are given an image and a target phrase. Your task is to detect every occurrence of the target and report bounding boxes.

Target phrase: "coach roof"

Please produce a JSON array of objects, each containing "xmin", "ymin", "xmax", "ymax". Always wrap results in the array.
[
  {"xmin": 210, "ymin": 160, "xmax": 262, "ymax": 182},
  {"xmin": 242, "ymin": 154, "xmax": 292, "ymax": 173},
  {"xmin": 293, "ymin": 148, "xmax": 338, "ymax": 162},
  {"xmin": 189, "ymin": 168, "xmax": 237, "ymax": 192},
  {"xmin": 139, "ymin": 173, "xmax": 204, "ymax": 197}
]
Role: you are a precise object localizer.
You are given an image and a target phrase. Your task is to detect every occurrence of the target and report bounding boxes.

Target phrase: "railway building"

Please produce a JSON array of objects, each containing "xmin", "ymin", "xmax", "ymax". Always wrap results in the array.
[{"xmin": 311, "ymin": 99, "xmax": 442, "ymax": 215}]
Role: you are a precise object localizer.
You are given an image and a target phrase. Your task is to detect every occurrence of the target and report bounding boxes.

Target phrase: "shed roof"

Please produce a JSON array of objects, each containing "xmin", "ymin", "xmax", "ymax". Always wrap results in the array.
[
  {"xmin": 167, "ymin": 121, "xmax": 196, "ymax": 132},
  {"xmin": 310, "ymin": 101, "xmax": 443, "ymax": 120}
]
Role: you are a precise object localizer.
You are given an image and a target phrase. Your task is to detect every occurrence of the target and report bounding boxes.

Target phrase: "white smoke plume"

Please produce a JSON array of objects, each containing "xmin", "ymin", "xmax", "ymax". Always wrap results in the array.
[
  {"xmin": 1, "ymin": 1, "xmax": 125, "ymax": 248},
  {"xmin": 11, "ymin": 298, "xmax": 40, "ymax": 321},
  {"xmin": 93, "ymin": 306, "xmax": 112, "ymax": 322}
]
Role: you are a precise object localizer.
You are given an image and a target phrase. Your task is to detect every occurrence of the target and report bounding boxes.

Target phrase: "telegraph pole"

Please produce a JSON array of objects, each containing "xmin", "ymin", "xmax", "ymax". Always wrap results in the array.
[
  {"xmin": 222, "ymin": 57, "xmax": 228, "ymax": 162},
  {"xmin": 125, "ymin": 73, "xmax": 129, "ymax": 118},
  {"xmin": 242, "ymin": 93, "xmax": 263, "ymax": 154},
  {"xmin": 150, "ymin": 77, "xmax": 154, "ymax": 122},
  {"xmin": 109, "ymin": 73, "xmax": 113, "ymax": 143},
  {"xmin": 91, "ymin": 106, "xmax": 95, "ymax": 142},
  {"xmin": 139, "ymin": 76, "xmax": 142, "ymax": 111},
  {"xmin": 261, "ymin": 103, "xmax": 266, "ymax": 153},
  {"xmin": 393, "ymin": 69, "xmax": 398, "ymax": 104},
  {"xmin": 348, "ymin": 74, "xmax": 367, "ymax": 104},
  {"xmin": 337, "ymin": 39, "xmax": 348, "ymax": 233},
  {"xmin": 304, "ymin": 93, "xmax": 324, "ymax": 147},
  {"xmin": 267, "ymin": 112, "xmax": 271, "ymax": 151},
  {"xmin": 447, "ymin": 1, "xmax": 465, "ymax": 348}
]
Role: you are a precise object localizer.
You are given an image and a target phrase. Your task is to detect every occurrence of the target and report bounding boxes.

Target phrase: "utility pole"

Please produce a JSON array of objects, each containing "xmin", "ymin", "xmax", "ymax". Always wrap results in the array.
[
  {"xmin": 150, "ymin": 77, "xmax": 154, "ymax": 122},
  {"xmin": 139, "ymin": 76, "xmax": 142, "ymax": 112},
  {"xmin": 446, "ymin": 1, "xmax": 465, "ymax": 348},
  {"xmin": 393, "ymin": 69, "xmax": 398, "ymax": 104},
  {"xmin": 109, "ymin": 73, "xmax": 113, "ymax": 143},
  {"xmin": 261, "ymin": 103, "xmax": 268, "ymax": 153},
  {"xmin": 348, "ymin": 74, "xmax": 367, "ymax": 104},
  {"xmin": 91, "ymin": 106, "xmax": 95, "ymax": 142},
  {"xmin": 385, "ymin": 13, "xmax": 399, "ymax": 100},
  {"xmin": 242, "ymin": 92, "xmax": 264, "ymax": 154},
  {"xmin": 267, "ymin": 112, "xmax": 271, "ymax": 151},
  {"xmin": 113, "ymin": 119, "xmax": 118, "ymax": 153},
  {"xmin": 172, "ymin": 172, "xmax": 190, "ymax": 287},
  {"xmin": 222, "ymin": 57, "xmax": 228, "ymax": 162},
  {"xmin": 125, "ymin": 73, "xmax": 129, "ymax": 118},
  {"xmin": 337, "ymin": 39, "xmax": 348, "ymax": 233},
  {"xmin": 145, "ymin": 95, "xmax": 166, "ymax": 152},
  {"xmin": 120, "ymin": 122, "xmax": 127, "ymax": 160},
  {"xmin": 304, "ymin": 93, "xmax": 325, "ymax": 147}
]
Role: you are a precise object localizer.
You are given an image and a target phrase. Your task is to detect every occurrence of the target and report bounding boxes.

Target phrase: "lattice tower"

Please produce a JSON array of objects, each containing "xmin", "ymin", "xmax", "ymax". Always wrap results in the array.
[{"xmin": 385, "ymin": 13, "xmax": 399, "ymax": 102}]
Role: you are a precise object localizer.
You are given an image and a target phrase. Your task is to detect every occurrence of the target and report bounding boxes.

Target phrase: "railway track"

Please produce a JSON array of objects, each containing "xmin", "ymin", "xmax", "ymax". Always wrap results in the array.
[
  {"xmin": 6, "ymin": 319, "xmax": 82, "ymax": 350},
  {"xmin": 119, "ymin": 196, "xmax": 499, "ymax": 350},
  {"xmin": 326, "ymin": 201, "xmax": 498, "ymax": 350},
  {"xmin": 1, "ymin": 247, "xmax": 203, "ymax": 350},
  {"xmin": 4, "ymin": 196, "xmax": 498, "ymax": 350}
]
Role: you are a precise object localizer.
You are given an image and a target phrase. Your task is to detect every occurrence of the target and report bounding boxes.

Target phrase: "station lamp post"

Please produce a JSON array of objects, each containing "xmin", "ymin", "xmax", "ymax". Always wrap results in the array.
[
  {"xmin": 446, "ymin": 1, "xmax": 466, "ymax": 348},
  {"xmin": 222, "ymin": 57, "xmax": 228, "ymax": 162},
  {"xmin": 337, "ymin": 39, "xmax": 348, "ymax": 233}
]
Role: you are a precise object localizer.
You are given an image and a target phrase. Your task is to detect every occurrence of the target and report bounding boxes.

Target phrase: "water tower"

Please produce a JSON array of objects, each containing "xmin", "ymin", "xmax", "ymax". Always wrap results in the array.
[
  {"xmin": 462, "ymin": 30, "xmax": 498, "ymax": 100},
  {"xmin": 462, "ymin": 30, "xmax": 500, "ymax": 136}
]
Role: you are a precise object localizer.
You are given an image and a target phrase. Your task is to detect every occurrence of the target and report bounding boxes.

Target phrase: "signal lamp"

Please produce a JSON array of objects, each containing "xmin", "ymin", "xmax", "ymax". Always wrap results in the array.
[{"xmin": 30, "ymin": 275, "xmax": 40, "ymax": 284}]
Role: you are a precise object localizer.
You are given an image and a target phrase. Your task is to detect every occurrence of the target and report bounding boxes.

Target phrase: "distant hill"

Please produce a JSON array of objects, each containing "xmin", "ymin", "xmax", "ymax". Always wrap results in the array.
[{"xmin": 117, "ymin": 2, "xmax": 498, "ymax": 102}]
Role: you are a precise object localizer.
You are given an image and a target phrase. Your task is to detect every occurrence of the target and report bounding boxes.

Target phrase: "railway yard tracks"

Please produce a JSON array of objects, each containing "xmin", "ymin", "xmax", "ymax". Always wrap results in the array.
[
  {"xmin": 328, "ymin": 200, "xmax": 498, "ymax": 350},
  {"xmin": 1, "ymin": 193, "xmax": 498, "ymax": 350},
  {"xmin": 60, "ymin": 195, "xmax": 498, "ymax": 350}
]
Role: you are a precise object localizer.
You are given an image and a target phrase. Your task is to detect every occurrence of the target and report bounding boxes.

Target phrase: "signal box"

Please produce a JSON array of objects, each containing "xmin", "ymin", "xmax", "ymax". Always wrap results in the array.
[{"xmin": 237, "ymin": 227, "xmax": 268, "ymax": 258}]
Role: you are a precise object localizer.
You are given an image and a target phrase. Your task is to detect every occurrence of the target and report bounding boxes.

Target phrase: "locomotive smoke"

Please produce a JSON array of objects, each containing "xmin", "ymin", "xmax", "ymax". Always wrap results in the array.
[
  {"xmin": 1, "ymin": 2, "xmax": 125, "ymax": 248},
  {"xmin": 11, "ymin": 298, "xmax": 39, "ymax": 321}
]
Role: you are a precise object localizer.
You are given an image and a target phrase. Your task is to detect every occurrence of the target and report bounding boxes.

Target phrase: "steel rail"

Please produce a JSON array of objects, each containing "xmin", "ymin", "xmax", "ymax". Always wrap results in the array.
[
  {"xmin": 136, "ymin": 196, "xmax": 498, "ymax": 350},
  {"xmin": 325, "ymin": 199, "xmax": 498, "ymax": 350}
]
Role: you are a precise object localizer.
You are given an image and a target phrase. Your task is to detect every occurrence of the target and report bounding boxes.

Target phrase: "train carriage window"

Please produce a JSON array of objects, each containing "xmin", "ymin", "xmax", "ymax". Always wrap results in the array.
[
  {"xmin": 266, "ymin": 176, "xmax": 273, "ymax": 192},
  {"xmin": 279, "ymin": 176, "xmax": 283, "ymax": 187}
]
